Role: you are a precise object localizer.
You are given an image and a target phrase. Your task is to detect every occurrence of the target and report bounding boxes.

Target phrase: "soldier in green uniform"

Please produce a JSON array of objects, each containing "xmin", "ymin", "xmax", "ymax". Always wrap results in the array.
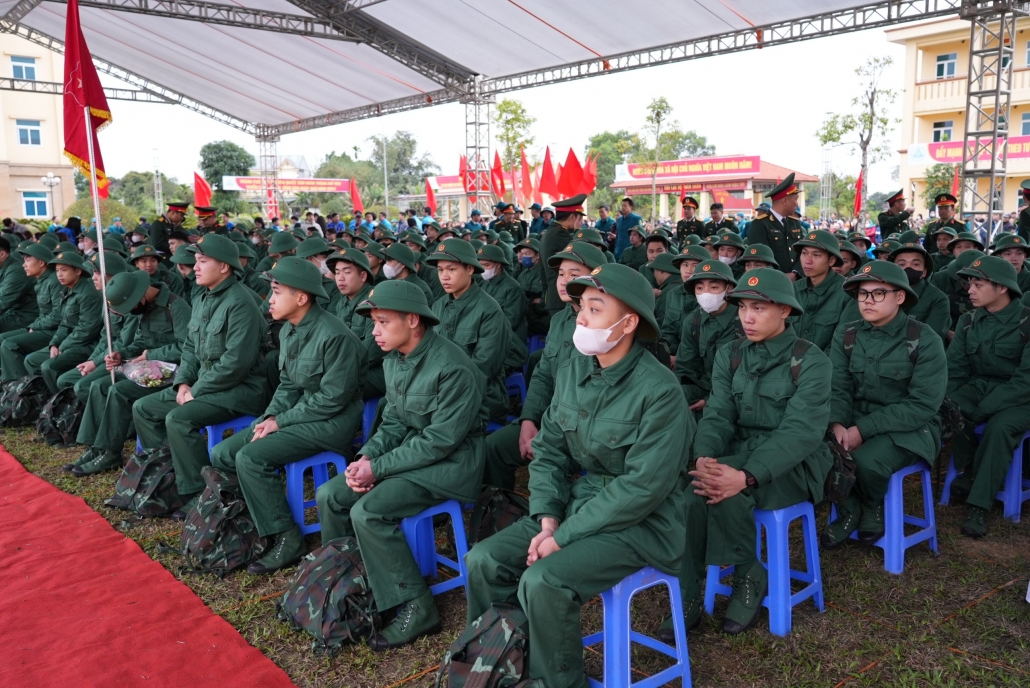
[
  {"xmin": 515, "ymin": 238, "xmax": 548, "ymax": 335},
  {"xmin": 0, "ymin": 236, "xmax": 39, "ymax": 333},
  {"xmin": 674, "ymin": 260, "xmax": 742, "ymax": 416},
  {"xmin": 713, "ymin": 231, "xmax": 746, "ymax": 279},
  {"xmin": 147, "ymin": 201, "xmax": 188, "ymax": 258},
  {"xmin": 0, "ymin": 244, "xmax": 63, "ymax": 377},
  {"xmin": 740, "ymin": 243, "xmax": 779, "ymax": 271},
  {"xmin": 361, "ymin": 240, "xmax": 388, "ymax": 284},
  {"xmin": 932, "ymin": 248, "xmax": 985, "ymax": 337},
  {"xmin": 946, "ymin": 256, "xmax": 1030, "ymax": 537},
  {"xmin": 493, "ymin": 203, "xmax": 525, "ymax": 243},
  {"xmin": 639, "ymin": 232, "xmax": 670, "ymax": 290},
  {"xmin": 791, "ymin": 230, "xmax": 859, "ymax": 351},
  {"xmin": 878, "ymin": 190, "xmax": 913, "ymax": 239},
  {"xmin": 948, "ymin": 231, "xmax": 984, "ymax": 258},
  {"xmin": 671, "ymin": 267, "xmax": 832, "ymax": 636},
  {"xmin": 296, "ymin": 237, "xmax": 344, "ymax": 311},
  {"xmin": 923, "ymin": 193, "xmax": 967, "ymax": 255},
  {"xmin": 649, "ymin": 251, "xmax": 684, "ymax": 328},
  {"xmin": 465, "ymin": 263, "xmax": 690, "ymax": 688},
  {"xmin": 873, "ymin": 239, "xmax": 901, "ymax": 260},
  {"xmin": 822, "ymin": 261, "xmax": 946, "ymax": 547},
  {"xmin": 236, "ymin": 240, "xmax": 269, "ymax": 299},
  {"xmin": 835, "ymin": 241, "xmax": 863, "ymax": 277},
  {"xmin": 846, "ymin": 232, "xmax": 873, "ymax": 264},
  {"xmin": 402, "ymin": 231, "xmax": 446, "ymax": 301},
  {"xmin": 170, "ymin": 244, "xmax": 205, "ymax": 307},
  {"xmin": 478, "ymin": 244, "xmax": 527, "ymax": 344},
  {"xmin": 255, "ymin": 232, "xmax": 298, "ymax": 273},
  {"xmin": 660, "ymin": 245, "xmax": 712, "ymax": 355},
  {"xmin": 68, "ymin": 268, "xmax": 192, "ymax": 475},
  {"xmin": 745, "ymin": 173, "xmax": 805, "ymax": 275},
  {"xmin": 131, "ymin": 244, "xmax": 184, "ymax": 296},
  {"xmin": 540, "ymin": 196, "xmax": 586, "ymax": 314},
  {"xmin": 676, "ymin": 196, "xmax": 706, "ymax": 246},
  {"xmin": 482, "ymin": 241, "xmax": 607, "ymax": 491},
  {"xmin": 195, "ymin": 206, "xmax": 228, "ymax": 235},
  {"xmin": 703, "ymin": 202, "xmax": 738, "ymax": 237},
  {"xmin": 383, "ymin": 242, "xmax": 434, "ymax": 306},
  {"xmin": 328, "ymin": 248, "xmax": 385, "ymax": 399},
  {"xmin": 990, "ymin": 233, "xmax": 1030, "ymax": 294},
  {"xmin": 20, "ymin": 252, "xmax": 103, "ymax": 394},
  {"xmin": 928, "ymin": 224, "xmax": 958, "ymax": 273},
  {"xmin": 570, "ymin": 227, "xmax": 615, "ymax": 263},
  {"xmin": 212, "ymin": 258, "xmax": 366, "ymax": 574},
  {"xmin": 887, "ymin": 239, "xmax": 951, "ymax": 342},
  {"xmin": 618, "ymin": 225, "xmax": 648, "ymax": 271},
  {"xmin": 426, "ymin": 239, "xmax": 513, "ymax": 424},
  {"xmin": 132, "ymin": 235, "xmax": 270, "ymax": 517},
  {"xmin": 316, "ymin": 279, "xmax": 486, "ymax": 650}
]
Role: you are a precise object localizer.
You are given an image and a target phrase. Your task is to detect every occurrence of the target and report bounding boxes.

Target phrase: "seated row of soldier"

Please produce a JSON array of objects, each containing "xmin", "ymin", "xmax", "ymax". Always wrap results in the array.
[{"xmin": 0, "ymin": 185, "xmax": 1026, "ymax": 688}]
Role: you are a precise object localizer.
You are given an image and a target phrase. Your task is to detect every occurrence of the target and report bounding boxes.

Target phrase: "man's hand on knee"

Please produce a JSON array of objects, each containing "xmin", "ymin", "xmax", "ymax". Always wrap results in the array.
[
  {"xmin": 175, "ymin": 383, "xmax": 193, "ymax": 405},
  {"xmin": 527, "ymin": 517, "xmax": 559, "ymax": 566},
  {"xmin": 345, "ymin": 456, "xmax": 376, "ymax": 493},
  {"xmin": 251, "ymin": 417, "xmax": 278, "ymax": 440},
  {"xmin": 690, "ymin": 458, "xmax": 747, "ymax": 505},
  {"xmin": 49, "ymin": 346, "xmax": 59, "ymax": 358}
]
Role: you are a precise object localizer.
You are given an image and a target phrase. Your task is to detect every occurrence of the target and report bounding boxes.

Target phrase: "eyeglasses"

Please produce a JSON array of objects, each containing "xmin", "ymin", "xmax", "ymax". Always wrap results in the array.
[{"xmin": 856, "ymin": 288, "xmax": 901, "ymax": 302}]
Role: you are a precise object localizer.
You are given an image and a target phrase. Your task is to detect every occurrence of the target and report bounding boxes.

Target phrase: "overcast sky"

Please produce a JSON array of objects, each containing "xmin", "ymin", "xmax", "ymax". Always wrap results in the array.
[{"xmin": 96, "ymin": 26, "xmax": 907, "ymax": 195}]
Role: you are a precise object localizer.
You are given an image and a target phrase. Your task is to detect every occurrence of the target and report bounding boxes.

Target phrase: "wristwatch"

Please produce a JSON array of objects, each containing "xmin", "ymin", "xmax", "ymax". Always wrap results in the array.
[{"xmin": 742, "ymin": 469, "xmax": 759, "ymax": 490}]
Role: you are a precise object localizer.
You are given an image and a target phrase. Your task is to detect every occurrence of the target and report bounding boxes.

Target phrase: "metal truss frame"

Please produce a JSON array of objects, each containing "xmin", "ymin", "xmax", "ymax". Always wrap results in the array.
[
  {"xmin": 0, "ymin": 75, "xmax": 174, "ymax": 102},
  {"xmin": 463, "ymin": 78, "xmax": 493, "ymax": 214},
  {"xmin": 256, "ymin": 134, "xmax": 281, "ymax": 220}
]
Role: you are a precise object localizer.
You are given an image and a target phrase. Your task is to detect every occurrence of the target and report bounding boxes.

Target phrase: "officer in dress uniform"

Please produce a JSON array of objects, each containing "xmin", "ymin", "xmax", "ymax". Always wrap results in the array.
[
  {"xmin": 148, "ymin": 201, "xmax": 188, "ymax": 258},
  {"xmin": 676, "ymin": 196, "xmax": 706, "ymax": 246},
  {"xmin": 744, "ymin": 173, "xmax": 805, "ymax": 276},
  {"xmin": 923, "ymin": 193, "xmax": 966, "ymax": 255},
  {"xmin": 540, "ymin": 195, "xmax": 587, "ymax": 316},
  {"xmin": 878, "ymin": 190, "xmax": 913, "ymax": 238},
  {"xmin": 195, "ymin": 206, "xmax": 228, "ymax": 235},
  {"xmin": 703, "ymin": 202, "xmax": 738, "ymax": 238}
]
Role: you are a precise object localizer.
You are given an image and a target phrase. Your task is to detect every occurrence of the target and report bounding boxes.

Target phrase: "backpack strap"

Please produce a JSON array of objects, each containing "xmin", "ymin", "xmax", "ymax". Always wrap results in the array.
[
  {"xmin": 728, "ymin": 337, "xmax": 745, "ymax": 377},
  {"xmin": 789, "ymin": 338, "xmax": 814, "ymax": 386},
  {"xmin": 906, "ymin": 316, "xmax": 922, "ymax": 364},
  {"xmin": 842, "ymin": 323, "xmax": 859, "ymax": 362},
  {"xmin": 1020, "ymin": 306, "xmax": 1030, "ymax": 344},
  {"xmin": 689, "ymin": 308, "xmax": 703, "ymax": 343}
]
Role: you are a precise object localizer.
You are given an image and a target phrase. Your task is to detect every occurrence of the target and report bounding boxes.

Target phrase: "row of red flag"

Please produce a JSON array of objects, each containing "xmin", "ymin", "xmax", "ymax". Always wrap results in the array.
[{"xmin": 457, "ymin": 147, "xmax": 598, "ymax": 208}]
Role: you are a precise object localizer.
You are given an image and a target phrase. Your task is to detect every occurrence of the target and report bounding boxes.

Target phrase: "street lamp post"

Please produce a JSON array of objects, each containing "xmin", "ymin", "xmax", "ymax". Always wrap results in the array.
[{"xmin": 40, "ymin": 172, "xmax": 60, "ymax": 220}]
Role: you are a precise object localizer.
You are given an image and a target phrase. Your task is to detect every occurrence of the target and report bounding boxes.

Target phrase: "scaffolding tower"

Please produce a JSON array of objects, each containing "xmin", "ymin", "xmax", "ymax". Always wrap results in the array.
[
  {"xmin": 463, "ymin": 77, "xmax": 493, "ymax": 216},
  {"xmin": 820, "ymin": 145, "xmax": 833, "ymax": 220},
  {"xmin": 257, "ymin": 134, "xmax": 281, "ymax": 220}
]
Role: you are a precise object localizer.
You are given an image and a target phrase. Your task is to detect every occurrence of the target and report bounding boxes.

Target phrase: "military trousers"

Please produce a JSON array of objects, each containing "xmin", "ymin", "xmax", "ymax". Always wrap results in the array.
[
  {"xmin": 0, "ymin": 311, "xmax": 33, "ymax": 334},
  {"xmin": 483, "ymin": 423, "xmax": 525, "ymax": 491},
  {"xmin": 76, "ymin": 376, "xmax": 155, "ymax": 452},
  {"xmin": 212, "ymin": 418, "xmax": 360, "ymax": 538},
  {"xmin": 24, "ymin": 345, "xmax": 92, "ymax": 395},
  {"xmin": 56, "ymin": 364, "xmax": 109, "ymax": 400},
  {"xmin": 465, "ymin": 517, "xmax": 646, "ymax": 688},
  {"xmin": 852, "ymin": 434, "xmax": 920, "ymax": 504},
  {"xmin": 951, "ymin": 392, "xmax": 1030, "ymax": 510},
  {"xmin": 0, "ymin": 330, "xmax": 51, "ymax": 381},
  {"xmin": 132, "ymin": 380, "xmax": 268, "ymax": 496},
  {"xmin": 315, "ymin": 476, "xmax": 443, "ymax": 610},
  {"xmin": 681, "ymin": 455, "xmax": 811, "ymax": 601}
]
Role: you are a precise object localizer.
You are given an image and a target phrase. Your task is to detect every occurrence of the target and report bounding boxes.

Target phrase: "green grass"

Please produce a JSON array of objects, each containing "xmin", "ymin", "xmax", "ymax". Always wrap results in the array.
[{"xmin": 6, "ymin": 428, "xmax": 1030, "ymax": 687}]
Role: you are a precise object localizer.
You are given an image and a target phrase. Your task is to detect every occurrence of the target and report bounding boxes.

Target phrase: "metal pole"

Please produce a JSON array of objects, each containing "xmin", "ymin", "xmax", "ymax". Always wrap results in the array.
[
  {"xmin": 382, "ymin": 132, "xmax": 389, "ymax": 214},
  {"xmin": 83, "ymin": 105, "xmax": 115, "ymax": 384}
]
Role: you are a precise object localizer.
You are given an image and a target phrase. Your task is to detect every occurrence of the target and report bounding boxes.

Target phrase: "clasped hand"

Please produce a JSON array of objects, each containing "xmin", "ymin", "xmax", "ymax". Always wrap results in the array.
[
  {"xmin": 345, "ymin": 456, "xmax": 376, "ymax": 493},
  {"xmin": 690, "ymin": 457, "xmax": 747, "ymax": 505}
]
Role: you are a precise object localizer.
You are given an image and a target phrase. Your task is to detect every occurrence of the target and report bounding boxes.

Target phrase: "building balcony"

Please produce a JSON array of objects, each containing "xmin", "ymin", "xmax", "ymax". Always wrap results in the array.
[{"xmin": 914, "ymin": 68, "xmax": 1030, "ymax": 114}]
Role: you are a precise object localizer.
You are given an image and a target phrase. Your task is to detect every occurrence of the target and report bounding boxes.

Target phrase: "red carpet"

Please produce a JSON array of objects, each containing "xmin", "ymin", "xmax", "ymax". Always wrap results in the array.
[{"xmin": 0, "ymin": 446, "xmax": 296, "ymax": 688}]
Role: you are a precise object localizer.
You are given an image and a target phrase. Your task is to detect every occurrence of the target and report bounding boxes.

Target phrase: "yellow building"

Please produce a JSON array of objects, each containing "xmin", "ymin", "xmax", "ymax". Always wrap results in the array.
[{"xmin": 0, "ymin": 32, "xmax": 75, "ymax": 221}]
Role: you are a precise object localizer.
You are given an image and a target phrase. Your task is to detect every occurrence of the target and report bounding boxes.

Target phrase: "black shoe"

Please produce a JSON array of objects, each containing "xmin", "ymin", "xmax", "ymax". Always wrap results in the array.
[
  {"xmin": 171, "ymin": 493, "xmax": 200, "ymax": 521},
  {"xmin": 656, "ymin": 594, "xmax": 703, "ymax": 643},
  {"xmin": 961, "ymin": 506, "xmax": 989, "ymax": 538},
  {"xmin": 369, "ymin": 590, "xmax": 441, "ymax": 651},
  {"xmin": 246, "ymin": 526, "xmax": 305, "ymax": 575},
  {"xmin": 821, "ymin": 498, "xmax": 862, "ymax": 549},
  {"xmin": 63, "ymin": 447, "xmax": 96, "ymax": 472},
  {"xmin": 722, "ymin": 562, "xmax": 767, "ymax": 635}
]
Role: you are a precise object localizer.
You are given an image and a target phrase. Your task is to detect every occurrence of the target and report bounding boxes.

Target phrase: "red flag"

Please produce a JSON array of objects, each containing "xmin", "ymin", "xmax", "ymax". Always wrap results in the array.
[
  {"xmin": 558, "ymin": 149, "xmax": 583, "ymax": 198},
  {"xmin": 521, "ymin": 148, "xmax": 533, "ymax": 207},
  {"xmin": 951, "ymin": 163, "xmax": 961, "ymax": 197},
  {"xmin": 533, "ymin": 167, "xmax": 543, "ymax": 205},
  {"xmin": 459, "ymin": 155, "xmax": 468, "ymax": 196},
  {"xmin": 63, "ymin": 0, "xmax": 111, "ymax": 198},
  {"xmin": 580, "ymin": 153, "xmax": 597, "ymax": 196},
  {"xmin": 539, "ymin": 147, "xmax": 558, "ymax": 198},
  {"xmin": 853, "ymin": 168, "xmax": 863, "ymax": 218},
  {"xmin": 491, "ymin": 151, "xmax": 506, "ymax": 198},
  {"xmin": 194, "ymin": 172, "xmax": 212, "ymax": 207},
  {"xmin": 556, "ymin": 164, "xmax": 564, "ymax": 191},
  {"xmin": 425, "ymin": 178, "xmax": 436, "ymax": 216},
  {"xmin": 350, "ymin": 178, "xmax": 364, "ymax": 214},
  {"xmin": 679, "ymin": 185, "xmax": 686, "ymax": 205}
]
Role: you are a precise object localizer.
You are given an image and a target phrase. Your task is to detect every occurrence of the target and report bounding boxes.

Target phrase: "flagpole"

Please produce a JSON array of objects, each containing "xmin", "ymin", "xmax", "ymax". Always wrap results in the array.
[{"xmin": 83, "ymin": 105, "xmax": 114, "ymax": 384}]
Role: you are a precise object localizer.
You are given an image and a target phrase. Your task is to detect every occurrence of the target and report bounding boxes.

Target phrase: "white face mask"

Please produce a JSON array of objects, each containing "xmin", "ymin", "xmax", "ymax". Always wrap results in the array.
[
  {"xmin": 482, "ymin": 267, "xmax": 499, "ymax": 281},
  {"xmin": 718, "ymin": 255, "xmax": 736, "ymax": 265},
  {"xmin": 132, "ymin": 234, "xmax": 144, "ymax": 243},
  {"xmin": 697, "ymin": 291, "xmax": 726, "ymax": 313},
  {"xmin": 251, "ymin": 236, "xmax": 261, "ymax": 245},
  {"xmin": 77, "ymin": 241, "xmax": 85, "ymax": 251},
  {"xmin": 382, "ymin": 262, "xmax": 400, "ymax": 279},
  {"xmin": 572, "ymin": 315, "xmax": 629, "ymax": 356},
  {"xmin": 317, "ymin": 259, "xmax": 330, "ymax": 277}
]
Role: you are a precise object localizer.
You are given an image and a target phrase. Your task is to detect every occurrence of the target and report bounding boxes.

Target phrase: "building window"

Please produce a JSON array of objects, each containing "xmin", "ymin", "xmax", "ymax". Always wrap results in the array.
[
  {"xmin": 22, "ymin": 192, "xmax": 47, "ymax": 217},
  {"xmin": 932, "ymin": 120, "xmax": 953, "ymax": 142},
  {"xmin": 15, "ymin": 120, "xmax": 41, "ymax": 146},
  {"xmin": 1022, "ymin": 113, "xmax": 1030, "ymax": 136},
  {"xmin": 936, "ymin": 53, "xmax": 957, "ymax": 79},
  {"xmin": 11, "ymin": 56, "xmax": 36, "ymax": 81},
  {"xmin": 1002, "ymin": 54, "xmax": 1012, "ymax": 70}
]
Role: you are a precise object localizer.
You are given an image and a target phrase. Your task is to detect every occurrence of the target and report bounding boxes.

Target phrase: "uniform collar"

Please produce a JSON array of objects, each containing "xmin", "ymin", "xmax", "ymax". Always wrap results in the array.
[
  {"xmin": 396, "ymin": 327, "xmax": 437, "ymax": 365},
  {"xmin": 207, "ymin": 275, "xmax": 235, "ymax": 296},
  {"xmin": 659, "ymin": 274, "xmax": 683, "ymax": 292},
  {"xmin": 740, "ymin": 323, "xmax": 796, "ymax": 357},
  {"xmin": 861, "ymin": 309, "xmax": 908, "ymax": 335},
  {"xmin": 446, "ymin": 280, "xmax": 481, "ymax": 305},
  {"xmin": 802, "ymin": 269, "xmax": 844, "ymax": 294},
  {"xmin": 703, "ymin": 303, "xmax": 737, "ymax": 325},
  {"xmin": 349, "ymin": 282, "xmax": 372, "ymax": 302},
  {"xmin": 974, "ymin": 296, "xmax": 1023, "ymax": 324},
  {"xmin": 579, "ymin": 342, "xmax": 645, "ymax": 386},
  {"xmin": 151, "ymin": 284, "xmax": 171, "ymax": 308},
  {"xmin": 290, "ymin": 303, "xmax": 323, "ymax": 335}
]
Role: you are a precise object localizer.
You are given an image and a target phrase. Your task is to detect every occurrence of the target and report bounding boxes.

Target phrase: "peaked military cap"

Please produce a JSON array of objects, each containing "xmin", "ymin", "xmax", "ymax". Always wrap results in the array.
[
  {"xmin": 166, "ymin": 201, "xmax": 190, "ymax": 213},
  {"xmin": 565, "ymin": 263, "xmax": 659, "ymax": 342},
  {"xmin": 682, "ymin": 196, "xmax": 699, "ymax": 209},
  {"xmin": 553, "ymin": 194, "xmax": 587, "ymax": 215},
  {"xmin": 194, "ymin": 206, "xmax": 217, "ymax": 218},
  {"xmin": 766, "ymin": 173, "xmax": 800, "ymax": 200},
  {"xmin": 356, "ymin": 279, "xmax": 439, "ymax": 326},
  {"xmin": 934, "ymin": 193, "xmax": 957, "ymax": 206},
  {"xmin": 885, "ymin": 189, "xmax": 905, "ymax": 205}
]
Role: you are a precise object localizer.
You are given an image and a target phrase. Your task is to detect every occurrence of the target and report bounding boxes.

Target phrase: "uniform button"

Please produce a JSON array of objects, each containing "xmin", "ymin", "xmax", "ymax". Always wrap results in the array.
[
  {"xmin": 563, "ymin": 341, "xmax": 569, "ymax": 347},
  {"xmin": 579, "ymin": 411, "xmax": 587, "ymax": 419},
  {"xmin": 749, "ymin": 373, "xmax": 756, "ymax": 380},
  {"xmin": 610, "ymin": 436, "xmax": 617, "ymax": 443},
  {"xmin": 745, "ymin": 406, "xmax": 752, "ymax": 413}
]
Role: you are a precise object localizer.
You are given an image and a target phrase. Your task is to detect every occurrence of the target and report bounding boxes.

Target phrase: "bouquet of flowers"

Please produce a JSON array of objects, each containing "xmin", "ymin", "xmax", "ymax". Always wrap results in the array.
[{"xmin": 119, "ymin": 360, "xmax": 178, "ymax": 388}]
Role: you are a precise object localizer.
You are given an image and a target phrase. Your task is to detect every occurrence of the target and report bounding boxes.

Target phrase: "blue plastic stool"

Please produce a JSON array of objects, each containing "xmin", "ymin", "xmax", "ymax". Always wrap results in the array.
[
  {"xmin": 205, "ymin": 416, "xmax": 257, "ymax": 456},
  {"xmin": 829, "ymin": 460, "xmax": 937, "ymax": 574},
  {"xmin": 940, "ymin": 425, "xmax": 1030, "ymax": 522},
  {"xmin": 505, "ymin": 372, "xmax": 527, "ymax": 404},
  {"xmin": 527, "ymin": 334, "xmax": 546, "ymax": 354},
  {"xmin": 582, "ymin": 566, "xmax": 692, "ymax": 688},
  {"xmin": 284, "ymin": 452, "xmax": 348, "ymax": 535},
  {"xmin": 704, "ymin": 501, "xmax": 824, "ymax": 636},
  {"xmin": 354, "ymin": 397, "xmax": 381, "ymax": 447},
  {"xmin": 399, "ymin": 499, "xmax": 469, "ymax": 596}
]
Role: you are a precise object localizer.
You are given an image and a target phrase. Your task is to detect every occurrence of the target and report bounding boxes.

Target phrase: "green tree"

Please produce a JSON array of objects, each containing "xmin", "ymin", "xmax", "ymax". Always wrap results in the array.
[
  {"xmin": 63, "ymin": 197, "xmax": 142, "ymax": 230},
  {"xmin": 366, "ymin": 131, "xmax": 439, "ymax": 197},
  {"xmin": 922, "ymin": 163, "xmax": 955, "ymax": 209},
  {"xmin": 493, "ymin": 99, "xmax": 536, "ymax": 172},
  {"xmin": 314, "ymin": 150, "xmax": 379, "ymax": 215},
  {"xmin": 584, "ymin": 130, "xmax": 637, "ymax": 209},
  {"xmin": 817, "ymin": 56, "xmax": 900, "ymax": 208},
  {"xmin": 107, "ymin": 171, "xmax": 184, "ymax": 217},
  {"xmin": 641, "ymin": 97, "xmax": 673, "ymax": 221},
  {"xmin": 74, "ymin": 170, "xmax": 89, "ymax": 199},
  {"xmin": 199, "ymin": 140, "xmax": 255, "ymax": 210}
]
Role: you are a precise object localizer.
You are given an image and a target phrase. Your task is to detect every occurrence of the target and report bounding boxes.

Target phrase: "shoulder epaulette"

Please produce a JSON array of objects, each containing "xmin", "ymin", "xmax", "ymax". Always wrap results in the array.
[{"xmin": 755, "ymin": 213, "xmax": 769, "ymax": 220}]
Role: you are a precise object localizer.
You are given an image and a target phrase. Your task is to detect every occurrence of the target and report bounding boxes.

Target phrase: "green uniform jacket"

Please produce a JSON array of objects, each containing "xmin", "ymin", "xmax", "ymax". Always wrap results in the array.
[
  {"xmin": 243, "ymin": 266, "xmax": 270, "ymax": 299},
  {"xmin": 694, "ymin": 325, "xmax": 833, "ymax": 494},
  {"xmin": 923, "ymin": 217, "xmax": 966, "ymax": 254},
  {"xmin": 85, "ymin": 312, "xmax": 128, "ymax": 367},
  {"xmin": 417, "ymin": 264, "xmax": 447, "ymax": 302},
  {"xmin": 618, "ymin": 245, "xmax": 647, "ymax": 271},
  {"xmin": 173, "ymin": 277, "xmax": 267, "ymax": 398},
  {"xmin": 264, "ymin": 305, "xmax": 365, "ymax": 449},
  {"xmin": 481, "ymin": 271, "xmax": 528, "ymax": 342},
  {"xmin": 529, "ymin": 344, "xmax": 690, "ymax": 575},
  {"xmin": 877, "ymin": 210, "xmax": 911, "ymax": 236},
  {"xmin": 676, "ymin": 218, "xmax": 705, "ymax": 245},
  {"xmin": 319, "ymin": 276, "xmax": 343, "ymax": 312},
  {"xmin": 540, "ymin": 220, "xmax": 572, "ymax": 314},
  {"xmin": 431, "ymin": 282, "xmax": 513, "ymax": 422},
  {"xmin": 0, "ymin": 255, "xmax": 38, "ymax": 328},
  {"xmin": 907, "ymin": 278, "xmax": 951, "ymax": 342},
  {"xmin": 792, "ymin": 271, "xmax": 860, "ymax": 351},
  {"xmin": 659, "ymin": 285, "xmax": 698, "ymax": 354},
  {"xmin": 520, "ymin": 305, "xmax": 579, "ymax": 426},
  {"xmin": 1017, "ymin": 265, "xmax": 1030, "ymax": 296},
  {"xmin": 402, "ymin": 272, "xmax": 434, "ymax": 306},
  {"xmin": 333, "ymin": 282, "xmax": 385, "ymax": 376},
  {"xmin": 517, "ymin": 261, "xmax": 549, "ymax": 334},
  {"xmin": 931, "ymin": 265, "xmax": 974, "ymax": 328},
  {"xmin": 703, "ymin": 219, "xmax": 738, "ymax": 238},
  {"xmin": 50, "ymin": 278, "xmax": 103, "ymax": 351},
  {"xmin": 146, "ymin": 216, "xmax": 180, "ymax": 257},
  {"xmin": 745, "ymin": 214, "xmax": 804, "ymax": 273},
  {"xmin": 28, "ymin": 269, "xmax": 64, "ymax": 334},
  {"xmin": 152, "ymin": 268, "xmax": 184, "ymax": 296},
  {"xmin": 654, "ymin": 274, "xmax": 683, "ymax": 327},
  {"xmin": 829, "ymin": 314, "xmax": 946, "ymax": 462},
  {"xmin": 931, "ymin": 252, "xmax": 954, "ymax": 273},
  {"xmin": 674, "ymin": 306, "xmax": 744, "ymax": 405},
  {"xmin": 495, "ymin": 220, "xmax": 525, "ymax": 243},
  {"xmin": 947, "ymin": 299, "xmax": 1030, "ymax": 422},
  {"xmin": 362, "ymin": 328, "xmax": 486, "ymax": 502},
  {"xmin": 119, "ymin": 287, "xmax": 192, "ymax": 363}
]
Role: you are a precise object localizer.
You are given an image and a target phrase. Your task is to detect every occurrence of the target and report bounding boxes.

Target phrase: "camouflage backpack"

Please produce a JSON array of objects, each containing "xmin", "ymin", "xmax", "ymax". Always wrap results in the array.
[
  {"xmin": 35, "ymin": 388, "xmax": 85, "ymax": 447},
  {"xmin": 105, "ymin": 444, "xmax": 184, "ymax": 517},
  {"xmin": 275, "ymin": 536, "xmax": 380, "ymax": 654},
  {"xmin": 179, "ymin": 465, "xmax": 270, "ymax": 577},
  {"xmin": 436, "ymin": 604, "xmax": 536, "ymax": 688},
  {"xmin": 0, "ymin": 375, "xmax": 49, "ymax": 427},
  {"xmin": 468, "ymin": 486, "xmax": 530, "ymax": 547}
]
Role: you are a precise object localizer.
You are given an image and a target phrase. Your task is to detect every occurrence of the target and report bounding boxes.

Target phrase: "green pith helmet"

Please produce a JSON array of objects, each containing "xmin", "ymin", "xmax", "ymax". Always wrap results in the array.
[
  {"xmin": 565, "ymin": 263, "xmax": 659, "ymax": 342},
  {"xmin": 728, "ymin": 267, "xmax": 804, "ymax": 316},
  {"xmin": 356, "ymin": 279, "xmax": 439, "ymax": 326},
  {"xmin": 843, "ymin": 260, "xmax": 919, "ymax": 309},
  {"xmin": 262, "ymin": 255, "xmax": 328, "ymax": 299}
]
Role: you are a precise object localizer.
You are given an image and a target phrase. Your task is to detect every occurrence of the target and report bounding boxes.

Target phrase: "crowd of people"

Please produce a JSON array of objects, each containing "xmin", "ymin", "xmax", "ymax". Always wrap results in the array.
[{"xmin": 2, "ymin": 174, "xmax": 1028, "ymax": 688}]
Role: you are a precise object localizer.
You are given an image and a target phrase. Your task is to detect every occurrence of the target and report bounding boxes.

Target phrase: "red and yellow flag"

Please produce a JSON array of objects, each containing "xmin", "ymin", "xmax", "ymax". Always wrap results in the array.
[{"xmin": 63, "ymin": 0, "xmax": 111, "ymax": 198}]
